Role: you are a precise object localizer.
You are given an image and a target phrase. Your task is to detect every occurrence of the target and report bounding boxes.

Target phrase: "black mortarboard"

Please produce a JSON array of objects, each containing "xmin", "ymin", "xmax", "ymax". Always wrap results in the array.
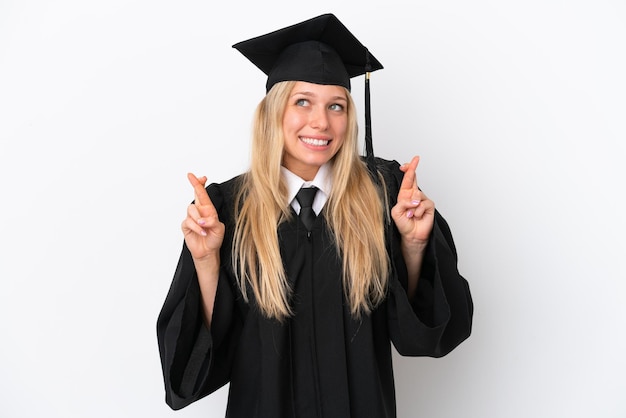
[
  {"xmin": 232, "ymin": 13, "xmax": 384, "ymax": 179},
  {"xmin": 232, "ymin": 13, "xmax": 383, "ymax": 92}
]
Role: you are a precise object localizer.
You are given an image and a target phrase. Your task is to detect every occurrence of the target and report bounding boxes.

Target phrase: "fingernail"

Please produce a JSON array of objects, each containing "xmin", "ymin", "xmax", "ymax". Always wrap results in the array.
[
  {"xmin": 407, "ymin": 210, "xmax": 414, "ymax": 218},
  {"xmin": 198, "ymin": 219, "xmax": 206, "ymax": 225},
  {"xmin": 411, "ymin": 200, "xmax": 421, "ymax": 206},
  {"xmin": 200, "ymin": 229, "xmax": 207, "ymax": 236}
]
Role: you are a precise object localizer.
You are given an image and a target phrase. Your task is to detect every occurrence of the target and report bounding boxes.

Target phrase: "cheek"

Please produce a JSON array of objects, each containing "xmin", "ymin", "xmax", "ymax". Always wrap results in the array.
[
  {"xmin": 281, "ymin": 116, "xmax": 292, "ymax": 134},
  {"xmin": 283, "ymin": 110, "xmax": 304, "ymax": 133},
  {"xmin": 333, "ymin": 137, "xmax": 346, "ymax": 154},
  {"xmin": 333, "ymin": 120, "xmax": 348, "ymax": 145}
]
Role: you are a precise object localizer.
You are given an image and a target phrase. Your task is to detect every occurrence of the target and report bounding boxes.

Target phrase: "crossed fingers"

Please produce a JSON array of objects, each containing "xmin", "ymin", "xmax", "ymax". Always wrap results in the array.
[
  {"xmin": 398, "ymin": 156, "xmax": 425, "ymax": 218},
  {"xmin": 184, "ymin": 173, "xmax": 217, "ymax": 237}
]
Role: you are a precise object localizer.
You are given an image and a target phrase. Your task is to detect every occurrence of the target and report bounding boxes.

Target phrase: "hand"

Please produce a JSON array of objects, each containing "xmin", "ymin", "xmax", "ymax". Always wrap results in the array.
[
  {"xmin": 181, "ymin": 173, "xmax": 225, "ymax": 262},
  {"xmin": 391, "ymin": 156, "xmax": 435, "ymax": 246}
]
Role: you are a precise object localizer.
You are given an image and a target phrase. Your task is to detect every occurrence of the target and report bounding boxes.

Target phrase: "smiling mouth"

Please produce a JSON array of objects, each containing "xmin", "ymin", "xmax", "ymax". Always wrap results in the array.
[{"xmin": 300, "ymin": 137, "xmax": 330, "ymax": 146}]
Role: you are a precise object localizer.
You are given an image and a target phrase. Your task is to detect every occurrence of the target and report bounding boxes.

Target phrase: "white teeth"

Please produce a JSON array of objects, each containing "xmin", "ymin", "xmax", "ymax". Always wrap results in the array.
[{"xmin": 301, "ymin": 137, "xmax": 329, "ymax": 146}]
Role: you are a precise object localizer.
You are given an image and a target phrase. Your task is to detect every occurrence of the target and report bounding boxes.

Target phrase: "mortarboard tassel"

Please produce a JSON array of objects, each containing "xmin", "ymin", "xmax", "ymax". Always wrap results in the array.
[{"xmin": 364, "ymin": 50, "xmax": 379, "ymax": 184}]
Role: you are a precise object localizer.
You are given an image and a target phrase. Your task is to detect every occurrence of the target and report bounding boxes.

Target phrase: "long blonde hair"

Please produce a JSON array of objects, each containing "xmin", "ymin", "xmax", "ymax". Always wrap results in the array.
[{"xmin": 233, "ymin": 81, "xmax": 389, "ymax": 320}]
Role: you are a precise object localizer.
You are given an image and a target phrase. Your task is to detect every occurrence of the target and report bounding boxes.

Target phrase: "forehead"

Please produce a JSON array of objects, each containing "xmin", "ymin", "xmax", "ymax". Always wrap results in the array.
[{"xmin": 290, "ymin": 81, "xmax": 347, "ymax": 99}]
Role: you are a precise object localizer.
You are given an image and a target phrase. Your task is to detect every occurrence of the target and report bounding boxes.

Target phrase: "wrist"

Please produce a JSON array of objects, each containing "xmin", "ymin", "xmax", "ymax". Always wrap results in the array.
[
  {"xmin": 401, "ymin": 237, "xmax": 428, "ymax": 253},
  {"xmin": 193, "ymin": 252, "xmax": 221, "ymax": 271}
]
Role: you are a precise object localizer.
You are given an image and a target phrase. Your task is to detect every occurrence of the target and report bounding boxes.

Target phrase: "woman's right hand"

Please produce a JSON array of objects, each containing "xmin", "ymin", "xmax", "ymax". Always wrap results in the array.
[{"xmin": 181, "ymin": 173, "xmax": 225, "ymax": 262}]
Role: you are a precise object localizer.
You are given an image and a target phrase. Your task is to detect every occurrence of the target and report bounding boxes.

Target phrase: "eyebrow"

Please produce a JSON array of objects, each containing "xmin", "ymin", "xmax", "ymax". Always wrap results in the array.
[{"xmin": 291, "ymin": 91, "xmax": 348, "ymax": 102}]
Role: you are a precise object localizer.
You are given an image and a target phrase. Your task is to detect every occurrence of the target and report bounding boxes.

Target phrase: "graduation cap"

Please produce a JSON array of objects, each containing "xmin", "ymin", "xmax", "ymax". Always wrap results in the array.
[{"xmin": 232, "ymin": 13, "xmax": 384, "ymax": 179}]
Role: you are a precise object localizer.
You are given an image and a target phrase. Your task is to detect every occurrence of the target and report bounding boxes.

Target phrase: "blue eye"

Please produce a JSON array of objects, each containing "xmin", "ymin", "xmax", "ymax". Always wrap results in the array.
[
  {"xmin": 296, "ymin": 99, "xmax": 309, "ymax": 106},
  {"xmin": 329, "ymin": 103, "xmax": 344, "ymax": 111}
]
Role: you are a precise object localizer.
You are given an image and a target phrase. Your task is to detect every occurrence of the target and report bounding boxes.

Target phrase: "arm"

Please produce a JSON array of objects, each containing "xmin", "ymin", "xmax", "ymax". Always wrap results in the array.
[
  {"xmin": 182, "ymin": 173, "xmax": 225, "ymax": 326},
  {"xmin": 390, "ymin": 156, "xmax": 435, "ymax": 300},
  {"xmin": 157, "ymin": 175, "xmax": 235, "ymax": 410},
  {"xmin": 400, "ymin": 240, "xmax": 428, "ymax": 299},
  {"xmin": 383, "ymin": 157, "xmax": 472, "ymax": 357}
]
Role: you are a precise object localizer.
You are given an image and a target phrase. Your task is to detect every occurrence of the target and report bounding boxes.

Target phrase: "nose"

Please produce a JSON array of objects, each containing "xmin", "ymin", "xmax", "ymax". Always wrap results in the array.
[{"xmin": 309, "ymin": 105, "xmax": 329, "ymax": 131}]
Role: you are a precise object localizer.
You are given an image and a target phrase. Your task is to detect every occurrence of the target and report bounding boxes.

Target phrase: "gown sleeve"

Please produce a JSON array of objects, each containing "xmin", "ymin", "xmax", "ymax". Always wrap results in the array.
[
  {"xmin": 156, "ymin": 182, "xmax": 242, "ymax": 410},
  {"xmin": 379, "ymin": 158, "xmax": 474, "ymax": 358}
]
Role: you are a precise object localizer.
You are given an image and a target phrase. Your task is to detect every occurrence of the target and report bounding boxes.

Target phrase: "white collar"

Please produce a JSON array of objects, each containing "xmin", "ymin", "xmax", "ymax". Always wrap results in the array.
[{"xmin": 281, "ymin": 163, "xmax": 333, "ymax": 215}]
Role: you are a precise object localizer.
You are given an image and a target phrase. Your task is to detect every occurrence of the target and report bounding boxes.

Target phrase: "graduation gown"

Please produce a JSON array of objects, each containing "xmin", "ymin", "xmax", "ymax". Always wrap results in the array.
[{"xmin": 157, "ymin": 158, "xmax": 473, "ymax": 417}]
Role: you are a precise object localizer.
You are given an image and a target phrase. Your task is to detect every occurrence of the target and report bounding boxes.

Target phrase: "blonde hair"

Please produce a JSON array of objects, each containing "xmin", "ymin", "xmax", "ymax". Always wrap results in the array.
[{"xmin": 233, "ymin": 81, "xmax": 389, "ymax": 320}]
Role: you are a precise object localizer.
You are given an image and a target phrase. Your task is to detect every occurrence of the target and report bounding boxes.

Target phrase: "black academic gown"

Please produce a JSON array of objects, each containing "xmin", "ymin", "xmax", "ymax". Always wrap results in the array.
[{"xmin": 157, "ymin": 158, "xmax": 473, "ymax": 417}]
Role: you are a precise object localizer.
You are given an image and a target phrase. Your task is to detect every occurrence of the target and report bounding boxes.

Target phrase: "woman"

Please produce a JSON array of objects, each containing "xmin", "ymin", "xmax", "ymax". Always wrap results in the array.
[{"xmin": 157, "ymin": 13, "xmax": 473, "ymax": 417}]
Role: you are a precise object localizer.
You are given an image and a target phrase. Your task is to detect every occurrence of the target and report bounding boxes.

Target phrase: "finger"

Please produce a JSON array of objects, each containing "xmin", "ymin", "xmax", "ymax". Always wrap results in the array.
[
  {"xmin": 188, "ymin": 202, "xmax": 223, "ymax": 228},
  {"xmin": 182, "ymin": 216, "xmax": 207, "ymax": 237},
  {"xmin": 187, "ymin": 202, "xmax": 201, "ymax": 220},
  {"xmin": 187, "ymin": 196, "xmax": 220, "ymax": 235},
  {"xmin": 187, "ymin": 173, "xmax": 217, "ymax": 215},
  {"xmin": 187, "ymin": 172, "xmax": 208, "ymax": 202},
  {"xmin": 392, "ymin": 197, "xmax": 422, "ymax": 219},
  {"xmin": 411, "ymin": 188, "xmax": 427, "ymax": 204},
  {"xmin": 185, "ymin": 203, "xmax": 209, "ymax": 232},
  {"xmin": 399, "ymin": 156, "xmax": 420, "ymax": 190},
  {"xmin": 410, "ymin": 198, "xmax": 434, "ymax": 219}
]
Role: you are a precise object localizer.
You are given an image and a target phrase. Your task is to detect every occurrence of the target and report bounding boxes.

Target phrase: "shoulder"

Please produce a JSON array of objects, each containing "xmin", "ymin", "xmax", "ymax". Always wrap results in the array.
[
  {"xmin": 373, "ymin": 157, "xmax": 402, "ymax": 178},
  {"xmin": 205, "ymin": 174, "xmax": 246, "ymax": 216},
  {"xmin": 207, "ymin": 174, "xmax": 245, "ymax": 193},
  {"xmin": 361, "ymin": 156, "xmax": 404, "ymax": 192},
  {"xmin": 359, "ymin": 156, "xmax": 402, "ymax": 177}
]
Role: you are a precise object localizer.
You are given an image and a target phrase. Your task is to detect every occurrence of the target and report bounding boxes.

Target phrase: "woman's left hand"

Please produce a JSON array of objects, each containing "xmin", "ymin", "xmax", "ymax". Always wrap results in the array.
[{"xmin": 391, "ymin": 156, "xmax": 435, "ymax": 245}]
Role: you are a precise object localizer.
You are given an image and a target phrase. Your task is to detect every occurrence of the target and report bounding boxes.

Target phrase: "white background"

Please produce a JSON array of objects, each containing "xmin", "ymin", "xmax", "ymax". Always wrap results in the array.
[{"xmin": 1, "ymin": 1, "xmax": 625, "ymax": 417}]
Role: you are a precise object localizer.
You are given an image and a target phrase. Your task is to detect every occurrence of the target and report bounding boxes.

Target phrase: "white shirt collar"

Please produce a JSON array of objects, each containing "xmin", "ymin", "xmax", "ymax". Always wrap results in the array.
[{"xmin": 281, "ymin": 163, "xmax": 333, "ymax": 215}]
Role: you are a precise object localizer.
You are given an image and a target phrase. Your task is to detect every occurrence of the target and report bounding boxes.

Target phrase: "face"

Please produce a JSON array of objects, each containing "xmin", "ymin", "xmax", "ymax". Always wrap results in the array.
[{"xmin": 281, "ymin": 81, "xmax": 348, "ymax": 181}]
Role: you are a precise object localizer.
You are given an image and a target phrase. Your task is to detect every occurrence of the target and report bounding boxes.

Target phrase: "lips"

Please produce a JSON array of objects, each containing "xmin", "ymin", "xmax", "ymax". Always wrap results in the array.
[{"xmin": 300, "ymin": 137, "xmax": 330, "ymax": 146}]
